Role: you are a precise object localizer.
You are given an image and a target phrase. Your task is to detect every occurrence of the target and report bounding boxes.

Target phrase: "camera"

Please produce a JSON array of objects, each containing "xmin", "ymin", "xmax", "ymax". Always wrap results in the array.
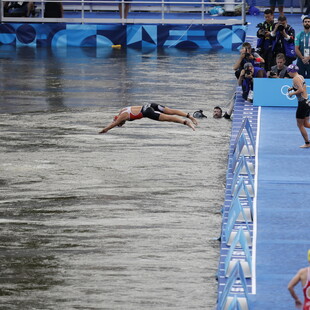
[
  {"xmin": 277, "ymin": 24, "xmax": 285, "ymax": 32},
  {"xmin": 245, "ymin": 68, "xmax": 252, "ymax": 75},
  {"xmin": 269, "ymin": 71, "xmax": 277, "ymax": 78},
  {"xmin": 245, "ymin": 52, "xmax": 251, "ymax": 58},
  {"xmin": 256, "ymin": 23, "xmax": 266, "ymax": 35}
]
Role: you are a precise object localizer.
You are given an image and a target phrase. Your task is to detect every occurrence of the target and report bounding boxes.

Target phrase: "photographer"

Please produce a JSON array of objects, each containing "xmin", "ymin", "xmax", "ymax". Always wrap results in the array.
[
  {"xmin": 233, "ymin": 42, "xmax": 265, "ymax": 79},
  {"xmin": 256, "ymin": 9, "xmax": 275, "ymax": 72},
  {"xmin": 268, "ymin": 53, "xmax": 290, "ymax": 78},
  {"xmin": 270, "ymin": 15, "xmax": 296, "ymax": 66},
  {"xmin": 238, "ymin": 62, "xmax": 267, "ymax": 102}
]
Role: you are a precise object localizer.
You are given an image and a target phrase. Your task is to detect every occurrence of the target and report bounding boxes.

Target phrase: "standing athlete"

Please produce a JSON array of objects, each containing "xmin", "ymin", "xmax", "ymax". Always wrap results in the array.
[
  {"xmin": 287, "ymin": 64, "xmax": 310, "ymax": 148},
  {"xmin": 288, "ymin": 250, "xmax": 310, "ymax": 310},
  {"xmin": 99, "ymin": 103, "xmax": 198, "ymax": 134}
]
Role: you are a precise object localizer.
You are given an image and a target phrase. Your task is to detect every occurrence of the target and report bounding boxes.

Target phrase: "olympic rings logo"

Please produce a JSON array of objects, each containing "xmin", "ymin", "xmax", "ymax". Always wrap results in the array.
[
  {"xmin": 281, "ymin": 85, "xmax": 310, "ymax": 100},
  {"xmin": 281, "ymin": 85, "xmax": 295, "ymax": 100}
]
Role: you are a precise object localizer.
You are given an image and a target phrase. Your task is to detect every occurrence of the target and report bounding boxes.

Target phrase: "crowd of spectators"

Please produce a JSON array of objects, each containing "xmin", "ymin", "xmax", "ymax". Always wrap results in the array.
[{"xmin": 234, "ymin": 9, "xmax": 310, "ymax": 103}]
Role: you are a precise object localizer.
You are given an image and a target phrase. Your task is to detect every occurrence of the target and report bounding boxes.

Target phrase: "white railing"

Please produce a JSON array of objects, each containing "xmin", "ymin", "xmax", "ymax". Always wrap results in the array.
[{"xmin": 0, "ymin": 0, "xmax": 246, "ymax": 25}]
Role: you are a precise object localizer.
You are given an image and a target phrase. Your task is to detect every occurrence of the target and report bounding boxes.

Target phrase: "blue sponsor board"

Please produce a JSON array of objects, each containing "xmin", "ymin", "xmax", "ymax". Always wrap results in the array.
[
  {"xmin": 253, "ymin": 78, "xmax": 310, "ymax": 107},
  {"xmin": 0, "ymin": 23, "xmax": 246, "ymax": 49}
]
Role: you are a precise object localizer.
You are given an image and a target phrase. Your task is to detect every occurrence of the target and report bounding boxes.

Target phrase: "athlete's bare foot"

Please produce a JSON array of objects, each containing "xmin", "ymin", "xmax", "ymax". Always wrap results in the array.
[
  {"xmin": 299, "ymin": 143, "xmax": 310, "ymax": 148},
  {"xmin": 184, "ymin": 120, "xmax": 195, "ymax": 131}
]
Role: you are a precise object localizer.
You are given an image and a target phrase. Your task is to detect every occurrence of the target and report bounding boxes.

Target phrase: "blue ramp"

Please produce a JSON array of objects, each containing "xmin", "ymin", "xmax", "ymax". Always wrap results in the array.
[{"xmin": 253, "ymin": 106, "xmax": 310, "ymax": 309}]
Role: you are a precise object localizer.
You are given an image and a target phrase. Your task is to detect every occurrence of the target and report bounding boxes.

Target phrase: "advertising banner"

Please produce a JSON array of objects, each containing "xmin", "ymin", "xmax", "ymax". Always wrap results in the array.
[{"xmin": 253, "ymin": 78, "xmax": 310, "ymax": 107}]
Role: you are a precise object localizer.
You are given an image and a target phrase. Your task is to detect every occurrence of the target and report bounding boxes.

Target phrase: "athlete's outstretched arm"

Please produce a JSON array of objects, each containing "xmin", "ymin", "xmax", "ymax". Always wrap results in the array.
[{"xmin": 99, "ymin": 113, "xmax": 127, "ymax": 134}]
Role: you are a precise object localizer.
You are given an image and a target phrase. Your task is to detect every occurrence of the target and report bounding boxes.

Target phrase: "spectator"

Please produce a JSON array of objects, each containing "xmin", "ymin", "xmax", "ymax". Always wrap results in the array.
[
  {"xmin": 257, "ymin": 9, "xmax": 275, "ymax": 72},
  {"xmin": 301, "ymin": 1, "xmax": 310, "ymax": 19},
  {"xmin": 238, "ymin": 62, "xmax": 267, "ymax": 102},
  {"xmin": 268, "ymin": 53, "xmax": 290, "ymax": 78},
  {"xmin": 118, "ymin": 0, "xmax": 131, "ymax": 18},
  {"xmin": 44, "ymin": 2, "xmax": 63, "ymax": 18},
  {"xmin": 233, "ymin": 42, "xmax": 265, "ymax": 79},
  {"xmin": 270, "ymin": 0, "xmax": 284, "ymax": 17},
  {"xmin": 270, "ymin": 15, "xmax": 296, "ymax": 66},
  {"xmin": 295, "ymin": 16, "xmax": 310, "ymax": 78},
  {"xmin": 4, "ymin": 1, "xmax": 34, "ymax": 17}
]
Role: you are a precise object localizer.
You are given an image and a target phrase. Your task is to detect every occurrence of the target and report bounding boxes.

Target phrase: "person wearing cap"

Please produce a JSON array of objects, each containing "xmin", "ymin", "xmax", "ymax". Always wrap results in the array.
[
  {"xmin": 295, "ymin": 16, "xmax": 310, "ymax": 78},
  {"xmin": 233, "ymin": 42, "xmax": 265, "ymax": 79},
  {"xmin": 288, "ymin": 250, "xmax": 310, "ymax": 310},
  {"xmin": 287, "ymin": 64, "xmax": 310, "ymax": 148},
  {"xmin": 238, "ymin": 62, "xmax": 267, "ymax": 102},
  {"xmin": 99, "ymin": 103, "xmax": 198, "ymax": 134},
  {"xmin": 270, "ymin": 15, "xmax": 296, "ymax": 66}
]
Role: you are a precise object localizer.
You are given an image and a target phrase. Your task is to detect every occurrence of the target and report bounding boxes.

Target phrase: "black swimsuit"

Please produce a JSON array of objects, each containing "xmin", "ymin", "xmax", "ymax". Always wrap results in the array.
[{"xmin": 141, "ymin": 103, "xmax": 165, "ymax": 121}]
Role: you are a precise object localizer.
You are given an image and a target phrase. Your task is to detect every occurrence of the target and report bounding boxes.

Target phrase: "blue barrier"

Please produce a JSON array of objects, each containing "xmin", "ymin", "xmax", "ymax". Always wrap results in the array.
[
  {"xmin": 227, "ymin": 295, "xmax": 244, "ymax": 310},
  {"xmin": 217, "ymin": 261, "xmax": 249, "ymax": 310},
  {"xmin": 234, "ymin": 177, "xmax": 253, "ymax": 222},
  {"xmin": 231, "ymin": 133, "xmax": 254, "ymax": 175},
  {"xmin": 232, "ymin": 118, "xmax": 255, "ymax": 157},
  {"xmin": 217, "ymin": 85, "xmax": 258, "ymax": 309},
  {"xmin": 231, "ymin": 155, "xmax": 254, "ymax": 198},
  {"xmin": 224, "ymin": 196, "xmax": 251, "ymax": 246},
  {"xmin": 224, "ymin": 228, "xmax": 252, "ymax": 278}
]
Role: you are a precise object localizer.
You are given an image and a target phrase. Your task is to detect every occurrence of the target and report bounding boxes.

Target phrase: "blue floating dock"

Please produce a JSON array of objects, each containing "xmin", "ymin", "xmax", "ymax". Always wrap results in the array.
[
  {"xmin": 217, "ymin": 13, "xmax": 310, "ymax": 310},
  {"xmin": 253, "ymin": 106, "xmax": 310, "ymax": 309}
]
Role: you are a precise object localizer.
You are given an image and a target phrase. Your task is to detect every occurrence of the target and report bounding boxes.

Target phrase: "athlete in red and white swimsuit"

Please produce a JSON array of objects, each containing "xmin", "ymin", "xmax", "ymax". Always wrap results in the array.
[
  {"xmin": 99, "ymin": 103, "xmax": 198, "ymax": 134},
  {"xmin": 303, "ymin": 267, "xmax": 310, "ymax": 310},
  {"xmin": 288, "ymin": 262, "xmax": 310, "ymax": 310},
  {"xmin": 118, "ymin": 106, "xmax": 143, "ymax": 121}
]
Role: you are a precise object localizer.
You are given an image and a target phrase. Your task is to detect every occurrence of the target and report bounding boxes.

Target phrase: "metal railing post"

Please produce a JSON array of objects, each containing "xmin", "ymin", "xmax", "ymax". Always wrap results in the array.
[
  {"xmin": 161, "ymin": 0, "xmax": 164, "ymax": 23},
  {"xmin": 242, "ymin": 0, "xmax": 246, "ymax": 24},
  {"xmin": 0, "ymin": 0, "xmax": 2, "ymax": 23},
  {"xmin": 82, "ymin": 0, "xmax": 85, "ymax": 23}
]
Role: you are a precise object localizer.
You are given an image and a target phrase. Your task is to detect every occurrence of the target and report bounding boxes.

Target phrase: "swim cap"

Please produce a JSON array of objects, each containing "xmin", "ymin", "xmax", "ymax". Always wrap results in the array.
[{"xmin": 287, "ymin": 64, "xmax": 299, "ymax": 73}]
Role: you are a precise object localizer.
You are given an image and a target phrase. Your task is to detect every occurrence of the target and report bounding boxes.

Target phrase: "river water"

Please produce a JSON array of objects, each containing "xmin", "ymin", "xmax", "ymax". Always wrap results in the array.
[{"xmin": 0, "ymin": 45, "xmax": 238, "ymax": 310}]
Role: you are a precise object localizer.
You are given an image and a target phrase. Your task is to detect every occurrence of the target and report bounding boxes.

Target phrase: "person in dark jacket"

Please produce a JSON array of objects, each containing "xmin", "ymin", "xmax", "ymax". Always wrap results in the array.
[{"xmin": 270, "ymin": 15, "xmax": 296, "ymax": 66}]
